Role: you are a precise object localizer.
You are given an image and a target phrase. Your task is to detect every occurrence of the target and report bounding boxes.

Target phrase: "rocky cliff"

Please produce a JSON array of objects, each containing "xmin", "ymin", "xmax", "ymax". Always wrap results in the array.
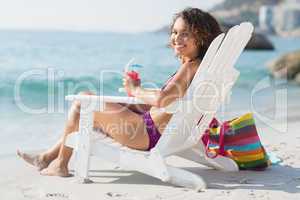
[
  {"xmin": 267, "ymin": 50, "xmax": 300, "ymax": 84},
  {"xmin": 210, "ymin": 0, "xmax": 284, "ymax": 26}
]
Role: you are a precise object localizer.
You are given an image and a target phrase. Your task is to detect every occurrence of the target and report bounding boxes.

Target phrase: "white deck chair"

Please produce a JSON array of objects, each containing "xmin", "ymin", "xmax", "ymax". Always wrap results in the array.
[{"xmin": 65, "ymin": 22, "xmax": 254, "ymax": 191}]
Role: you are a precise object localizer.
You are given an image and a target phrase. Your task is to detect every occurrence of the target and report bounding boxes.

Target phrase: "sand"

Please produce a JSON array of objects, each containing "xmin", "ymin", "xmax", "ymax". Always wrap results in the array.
[{"xmin": 1, "ymin": 108, "xmax": 300, "ymax": 200}]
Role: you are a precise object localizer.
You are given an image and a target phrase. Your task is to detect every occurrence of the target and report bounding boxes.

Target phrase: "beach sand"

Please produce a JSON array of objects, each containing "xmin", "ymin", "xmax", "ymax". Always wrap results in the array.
[{"xmin": 1, "ymin": 110, "xmax": 300, "ymax": 200}]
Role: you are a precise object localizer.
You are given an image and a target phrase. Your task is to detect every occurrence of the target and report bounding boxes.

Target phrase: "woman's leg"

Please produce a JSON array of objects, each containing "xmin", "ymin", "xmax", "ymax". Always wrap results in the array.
[
  {"xmin": 17, "ymin": 138, "xmax": 64, "ymax": 171},
  {"xmin": 39, "ymin": 108, "xmax": 80, "ymax": 177},
  {"xmin": 40, "ymin": 96, "xmax": 150, "ymax": 177},
  {"xmin": 17, "ymin": 91, "xmax": 91, "ymax": 174},
  {"xmin": 40, "ymin": 101, "xmax": 150, "ymax": 176},
  {"xmin": 119, "ymin": 103, "xmax": 151, "ymax": 115},
  {"xmin": 92, "ymin": 102, "xmax": 150, "ymax": 150},
  {"xmin": 18, "ymin": 91, "xmax": 150, "ymax": 177},
  {"xmin": 40, "ymin": 99, "xmax": 152, "ymax": 167},
  {"xmin": 39, "ymin": 91, "xmax": 97, "ymax": 176}
]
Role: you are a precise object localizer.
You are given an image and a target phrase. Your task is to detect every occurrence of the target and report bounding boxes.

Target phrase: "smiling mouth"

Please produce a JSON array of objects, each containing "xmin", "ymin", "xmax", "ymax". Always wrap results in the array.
[{"xmin": 175, "ymin": 44, "xmax": 185, "ymax": 49}]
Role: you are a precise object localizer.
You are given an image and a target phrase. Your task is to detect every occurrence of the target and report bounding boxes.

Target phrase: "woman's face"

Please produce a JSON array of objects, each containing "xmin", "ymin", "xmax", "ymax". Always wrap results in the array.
[{"xmin": 171, "ymin": 17, "xmax": 199, "ymax": 60}]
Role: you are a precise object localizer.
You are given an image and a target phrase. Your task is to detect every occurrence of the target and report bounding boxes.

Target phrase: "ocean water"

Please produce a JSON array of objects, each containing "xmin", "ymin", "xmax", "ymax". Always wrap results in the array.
[{"xmin": 0, "ymin": 30, "xmax": 300, "ymax": 155}]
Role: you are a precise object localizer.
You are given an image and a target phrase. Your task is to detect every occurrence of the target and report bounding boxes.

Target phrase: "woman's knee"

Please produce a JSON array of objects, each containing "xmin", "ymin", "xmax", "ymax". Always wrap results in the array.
[
  {"xmin": 71, "ymin": 91, "xmax": 95, "ymax": 108},
  {"xmin": 77, "ymin": 91, "xmax": 95, "ymax": 96}
]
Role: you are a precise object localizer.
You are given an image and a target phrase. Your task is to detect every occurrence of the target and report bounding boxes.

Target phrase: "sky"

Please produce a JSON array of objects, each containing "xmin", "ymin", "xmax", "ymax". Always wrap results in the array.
[{"xmin": 0, "ymin": 0, "xmax": 224, "ymax": 32}]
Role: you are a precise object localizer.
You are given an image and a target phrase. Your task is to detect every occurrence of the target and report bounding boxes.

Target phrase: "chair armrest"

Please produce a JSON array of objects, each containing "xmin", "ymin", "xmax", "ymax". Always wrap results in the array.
[
  {"xmin": 65, "ymin": 95, "xmax": 148, "ymax": 112},
  {"xmin": 65, "ymin": 94, "xmax": 184, "ymax": 114},
  {"xmin": 118, "ymin": 87, "xmax": 160, "ymax": 93},
  {"xmin": 65, "ymin": 95, "xmax": 146, "ymax": 104}
]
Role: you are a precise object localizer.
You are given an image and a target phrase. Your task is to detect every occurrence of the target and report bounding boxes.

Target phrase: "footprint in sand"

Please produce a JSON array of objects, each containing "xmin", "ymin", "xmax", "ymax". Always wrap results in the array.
[
  {"xmin": 20, "ymin": 186, "xmax": 45, "ymax": 199},
  {"xmin": 45, "ymin": 193, "xmax": 70, "ymax": 200},
  {"xmin": 105, "ymin": 192, "xmax": 141, "ymax": 200},
  {"xmin": 21, "ymin": 186, "xmax": 70, "ymax": 200}
]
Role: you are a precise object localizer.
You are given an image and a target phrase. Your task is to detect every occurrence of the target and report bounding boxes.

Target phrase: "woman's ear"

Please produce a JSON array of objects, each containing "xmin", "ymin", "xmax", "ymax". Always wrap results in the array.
[{"xmin": 200, "ymin": 39, "xmax": 204, "ymax": 47}]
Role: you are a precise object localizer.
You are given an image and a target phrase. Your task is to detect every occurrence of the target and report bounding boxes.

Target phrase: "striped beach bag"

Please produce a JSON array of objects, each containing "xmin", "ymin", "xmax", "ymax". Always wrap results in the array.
[{"xmin": 201, "ymin": 113, "xmax": 271, "ymax": 170}]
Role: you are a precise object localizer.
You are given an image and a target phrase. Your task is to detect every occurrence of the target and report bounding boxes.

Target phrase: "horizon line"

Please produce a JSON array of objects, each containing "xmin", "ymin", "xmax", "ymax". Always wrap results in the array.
[{"xmin": 0, "ymin": 26, "xmax": 170, "ymax": 34}]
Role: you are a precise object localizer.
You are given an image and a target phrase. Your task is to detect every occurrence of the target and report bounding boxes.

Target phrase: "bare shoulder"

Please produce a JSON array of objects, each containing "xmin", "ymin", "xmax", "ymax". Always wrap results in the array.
[{"xmin": 169, "ymin": 59, "xmax": 201, "ymax": 86}]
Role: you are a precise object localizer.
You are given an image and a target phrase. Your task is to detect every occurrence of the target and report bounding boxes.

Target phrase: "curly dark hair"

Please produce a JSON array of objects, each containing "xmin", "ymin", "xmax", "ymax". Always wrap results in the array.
[{"xmin": 170, "ymin": 7, "xmax": 222, "ymax": 60}]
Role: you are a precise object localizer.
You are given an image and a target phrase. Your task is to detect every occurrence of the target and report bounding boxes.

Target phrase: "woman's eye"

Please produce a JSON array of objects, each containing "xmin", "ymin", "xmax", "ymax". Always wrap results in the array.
[
  {"xmin": 181, "ymin": 32, "xmax": 189, "ymax": 37},
  {"xmin": 171, "ymin": 31, "xmax": 189, "ymax": 38}
]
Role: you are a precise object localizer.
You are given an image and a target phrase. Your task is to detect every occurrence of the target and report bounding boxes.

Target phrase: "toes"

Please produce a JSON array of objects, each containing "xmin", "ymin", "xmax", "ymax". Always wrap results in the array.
[
  {"xmin": 40, "ymin": 168, "xmax": 56, "ymax": 176},
  {"xmin": 40, "ymin": 166, "xmax": 70, "ymax": 177},
  {"xmin": 37, "ymin": 163, "xmax": 47, "ymax": 171},
  {"xmin": 16, "ymin": 150, "xmax": 23, "ymax": 157},
  {"xmin": 17, "ymin": 150, "xmax": 49, "ymax": 171},
  {"xmin": 40, "ymin": 168, "xmax": 49, "ymax": 176}
]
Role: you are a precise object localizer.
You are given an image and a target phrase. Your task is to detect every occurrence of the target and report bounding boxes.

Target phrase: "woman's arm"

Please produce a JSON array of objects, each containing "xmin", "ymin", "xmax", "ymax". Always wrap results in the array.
[{"xmin": 128, "ymin": 60, "xmax": 200, "ymax": 108}]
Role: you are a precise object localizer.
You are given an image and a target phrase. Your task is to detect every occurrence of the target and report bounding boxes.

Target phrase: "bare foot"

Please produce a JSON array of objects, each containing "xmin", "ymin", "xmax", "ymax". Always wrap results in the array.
[
  {"xmin": 40, "ymin": 158, "xmax": 71, "ymax": 177},
  {"xmin": 17, "ymin": 150, "xmax": 49, "ymax": 171}
]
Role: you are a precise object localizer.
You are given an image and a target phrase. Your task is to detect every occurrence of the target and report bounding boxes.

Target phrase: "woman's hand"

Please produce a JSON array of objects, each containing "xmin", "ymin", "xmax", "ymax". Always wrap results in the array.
[{"xmin": 123, "ymin": 72, "xmax": 141, "ymax": 97}]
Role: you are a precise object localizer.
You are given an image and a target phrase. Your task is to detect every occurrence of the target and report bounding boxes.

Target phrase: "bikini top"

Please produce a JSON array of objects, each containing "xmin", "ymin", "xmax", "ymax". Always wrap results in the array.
[
  {"xmin": 161, "ymin": 58, "xmax": 201, "ymax": 90},
  {"xmin": 161, "ymin": 71, "xmax": 177, "ymax": 91}
]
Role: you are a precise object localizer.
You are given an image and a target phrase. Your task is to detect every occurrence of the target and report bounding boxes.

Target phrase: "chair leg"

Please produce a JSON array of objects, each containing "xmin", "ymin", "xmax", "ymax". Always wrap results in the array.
[
  {"xmin": 116, "ymin": 147, "xmax": 206, "ymax": 191},
  {"xmin": 176, "ymin": 144, "xmax": 239, "ymax": 172},
  {"xmin": 120, "ymin": 151, "xmax": 207, "ymax": 191},
  {"xmin": 175, "ymin": 148, "xmax": 219, "ymax": 169},
  {"xmin": 166, "ymin": 165, "xmax": 207, "ymax": 192},
  {"xmin": 74, "ymin": 107, "xmax": 94, "ymax": 183},
  {"xmin": 198, "ymin": 142, "xmax": 239, "ymax": 172},
  {"xmin": 204, "ymin": 156, "xmax": 239, "ymax": 172}
]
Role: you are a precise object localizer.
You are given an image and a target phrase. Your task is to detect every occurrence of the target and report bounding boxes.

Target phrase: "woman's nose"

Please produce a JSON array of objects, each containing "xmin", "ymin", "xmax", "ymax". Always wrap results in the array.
[{"xmin": 174, "ymin": 34, "xmax": 182, "ymax": 43}]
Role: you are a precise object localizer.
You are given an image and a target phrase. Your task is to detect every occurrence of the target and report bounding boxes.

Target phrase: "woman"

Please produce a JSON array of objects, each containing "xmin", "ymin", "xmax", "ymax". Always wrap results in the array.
[{"xmin": 17, "ymin": 8, "xmax": 222, "ymax": 177}]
